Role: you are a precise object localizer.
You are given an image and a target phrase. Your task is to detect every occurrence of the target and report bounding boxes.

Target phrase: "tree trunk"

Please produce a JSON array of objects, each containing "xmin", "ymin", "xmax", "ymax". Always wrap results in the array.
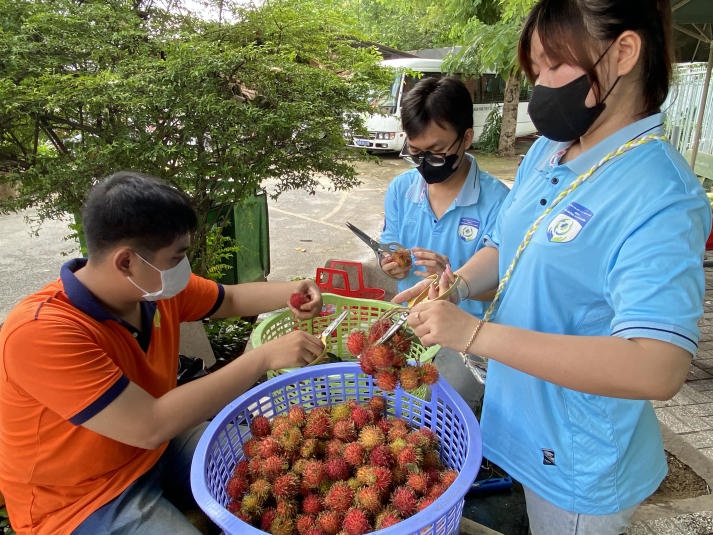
[{"xmin": 498, "ymin": 69, "xmax": 521, "ymax": 157}]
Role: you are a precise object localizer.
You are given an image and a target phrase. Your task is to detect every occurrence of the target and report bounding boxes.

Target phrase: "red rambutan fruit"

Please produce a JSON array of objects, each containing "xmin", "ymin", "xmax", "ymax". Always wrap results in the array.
[
  {"xmin": 368, "ymin": 318, "xmax": 391, "ymax": 343},
  {"xmin": 300, "ymin": 437, "xmax": 323, "ymax": 459},
  {"xmin": 325, "ymin": 456, "xmax": 351, "ymax": 481},
  {"xmin": 273, "ymin": 472, "xmax": 301, "ymax": 500},
  {"xmin": 359, "ymin": 347, "xmax": 377, "ymax": 375},
  {"xmin": 232, "ymin": 458, "xmax": 250, "ymax": 479},
  {"xmin": 270, "ymin": 514, "xmax": 296, "ymax": 535},
  {"xmin": 323, "ymin": 481, "xmax": 355, "ymax": 513},
  {"xmin": 440, "ymin": 469, "xmax": 458, "ymax": 487},
  {"xmin": 418, "ymin": 496, "xmax": 436, "ymax": 512},
  {"xmin": 387, "ymin": 419, "xmax": 410, "ymax": 441},
  {"xmin": 371, "ymin": 344, "xmax": 396, "ymax": 368},
  {"xmin": 405, "ymin": 428, "xmax": 432, "ymax": 449},
  {"xmin": 242, "ymin": 437, "xmax": 261, "ymax": 459},
  {"xmin": 375, "ymin": 507, "xmax": 402, "ymax": 529},
  {"xmin": 357, "ymin": 424, "xmax": 385, "ymax": 450},
  {"xmin": 369, "ymin": 444, "xmax": 395, "ymax": 468},
  {"xmin": 354, "ymin": 486, "xmax": 382, "ymax": 515},
  {"xmin": 325, "ymin": 438, "xmax": 345, "ymax": 459},
  {"xmin": 249, "ymin": 414, "xmax": 272, "ymax": 438},
  {"xmin": 396, "ymin": 444, "xmax": 422, "ymax": 467},
  {"xmin": 259, "ymin": 507, "xmax": 277, "ymax": 531},
  {"xmin": 343, "ymin": 507, "xmax": 371, "ymax": 535},
  {"xmin": 277, "ymin": 426, "xmax": 304, "ymax": 452},
  {"xmin": 391, "ymin": 485, "xmax": 418, "ymax": 517},
  {"xmin": 346, "ymin": 330, "xmax": 367, "ymax": 356},
  {"xmin": 296, "ymin": 513, "xmax": 317, "ymax": 535},
  {"xmin": 398, "ymin": 365, "xmax": 422, "ymax": 391},
  {"xmin": 288, "ymin": 405, "xmax": 308, "ymax": 427},
  {"xmin": 427, "ymin": 481, "xmax": 448, "ymax": 500},
  {"xmin": 226, "ymin": 476, "xmax": 248, "ymax": 500},
  {"xmin": 390, "ymin": 332, "xmax": 412, "ymax": 354},
  {"xmin": 420, "ymin": 362, "xmax": 439, "ymax": 385},
  {"xmin": 249, "ymin": 478, "xmax": 272, "ymax": 501},
  {"xmin": 303, "ymin": 411, "xmax": 332, "ymax": 440},
  {"xmin": 239, "ymin": 493, "xmax": 262, "ymax": 517},
  {"xmin": 350, "ymin": 405, "xmax": 373, "ymax": 430},
  {"xmin": 317, "ymin": 510, "xmax": 343, "ymax": 535},
  {"xmin": 372, "ymin": 466, "xmax": 393, "ymax": 493},
  {"xmin": 421, "ymin": 450, "xmax": 443, "ymax": 471},
  {"xmin": 342, "ymin": 442, "xmax": 366, "ymax": 467},
  {"xmin": 276, "ymin": 498, "xmax": 299, "ymax": 518},
  {"xmin": 302, "ymin": 459, "xmax": 327, "ymax": 489},
  {"xmin": 406, "ymin": 471, "xmax": 430, "ymax": 495},
  {"xmin": 302, "ymin": 492, "xmax": 324, "ymax": 515},
  {"xmin": 368, "ymin": 394, "xmax": 387, "ymax": 413},
  {"xmin": 332, "ymin": 418, "xmax": 357, "ymax": 442},
  {"xmin": 375, "ymin": 368, "xmax": 399, "ymax": 392},
  {"xmin": 258, "ymin": 436, "xmax": 283, "ymax": 458},
  {"xmin": 226, "ymin": 499, "xmax": 241, "ymax": 514}
]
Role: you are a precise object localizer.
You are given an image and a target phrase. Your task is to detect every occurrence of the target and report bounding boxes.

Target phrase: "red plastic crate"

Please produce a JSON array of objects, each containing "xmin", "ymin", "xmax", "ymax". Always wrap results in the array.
[{"xmin": 315, "ymin": 260, "xmax": 385, "ymax": 300}]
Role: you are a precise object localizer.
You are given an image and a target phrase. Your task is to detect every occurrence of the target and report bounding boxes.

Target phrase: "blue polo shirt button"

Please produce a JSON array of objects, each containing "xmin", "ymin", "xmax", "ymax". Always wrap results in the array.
[
  {"xmin": 540, "ymin": 198, "xmax": 547, "ymax": 206},
  {"xmin": 551, "ymin": 177, "xmax": 559, "ymax": 184}
]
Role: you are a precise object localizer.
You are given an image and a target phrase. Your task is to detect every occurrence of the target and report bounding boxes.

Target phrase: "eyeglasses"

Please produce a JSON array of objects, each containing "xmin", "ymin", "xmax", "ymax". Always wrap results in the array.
[{"xmin": 399, "ymin": 135, "xmax": 462, "ymax": 167}]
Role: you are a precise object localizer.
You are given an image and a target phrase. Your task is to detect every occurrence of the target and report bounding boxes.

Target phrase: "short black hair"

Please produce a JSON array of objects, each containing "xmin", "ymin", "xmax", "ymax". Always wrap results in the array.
[
  {"xmin": 400, "ymin": 77, "xmax": 474, "ymax": 138},
  {"xmin": 81, "ymin": 171, "xmax": 197, "ymax": 258}
]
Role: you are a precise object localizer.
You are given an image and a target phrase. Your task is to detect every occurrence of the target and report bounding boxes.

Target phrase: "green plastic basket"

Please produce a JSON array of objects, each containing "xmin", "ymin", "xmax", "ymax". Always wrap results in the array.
[{"xmin": 251, "ymin": 293, "xmax": 440, "ymax": 378}]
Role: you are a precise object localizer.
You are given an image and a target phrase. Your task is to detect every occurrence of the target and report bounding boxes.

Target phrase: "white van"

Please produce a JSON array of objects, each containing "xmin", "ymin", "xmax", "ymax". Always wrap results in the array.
[{"xmin": 347, "ymin": 57, "xmax": 536, "ymax": 153}]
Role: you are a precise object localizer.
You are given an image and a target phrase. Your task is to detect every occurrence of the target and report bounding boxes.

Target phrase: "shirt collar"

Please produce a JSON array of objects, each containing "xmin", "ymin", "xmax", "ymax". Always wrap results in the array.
[
  {"xmin": 60, "ymin": 258, "xmax": 157, "ymax": 323},
  {"xmin": 561, "ymin": 113, "xmax": 666, "ymax": 176}
]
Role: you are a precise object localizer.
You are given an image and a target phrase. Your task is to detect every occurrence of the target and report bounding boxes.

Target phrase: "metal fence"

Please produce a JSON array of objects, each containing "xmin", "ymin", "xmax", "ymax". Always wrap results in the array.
[{"xmin": 664, "ymin": 62, "xmax": 712, "ymax": 156}]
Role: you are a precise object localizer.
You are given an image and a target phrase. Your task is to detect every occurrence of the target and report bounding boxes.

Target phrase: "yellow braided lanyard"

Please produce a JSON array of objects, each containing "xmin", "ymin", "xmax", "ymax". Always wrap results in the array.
[
  {"xmin": 461, "ymin": 133, "xmax": 666, "ymax": 383},
  {"xmin": 483, "ymin": 133, "xmax": 667, "ymax": 322}
]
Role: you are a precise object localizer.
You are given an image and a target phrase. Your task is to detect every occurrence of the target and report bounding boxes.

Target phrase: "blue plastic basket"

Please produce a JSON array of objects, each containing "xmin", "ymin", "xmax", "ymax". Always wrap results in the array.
[{"xmin": 190, "ymin": 361, "xmax": 482, "ymax": 535}]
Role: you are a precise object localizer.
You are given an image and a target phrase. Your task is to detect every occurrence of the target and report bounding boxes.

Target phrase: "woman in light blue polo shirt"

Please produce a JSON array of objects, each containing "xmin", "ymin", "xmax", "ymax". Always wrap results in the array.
[{"xmin": 396, "ymin": 0, "xmax": 712, "ymax": 533}]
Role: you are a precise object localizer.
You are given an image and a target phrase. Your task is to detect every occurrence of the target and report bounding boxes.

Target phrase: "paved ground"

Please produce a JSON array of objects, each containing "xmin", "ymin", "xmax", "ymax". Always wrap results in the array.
[{"xmin": 3, "ymin": 152, "xmax": 713, "ymax": 534}]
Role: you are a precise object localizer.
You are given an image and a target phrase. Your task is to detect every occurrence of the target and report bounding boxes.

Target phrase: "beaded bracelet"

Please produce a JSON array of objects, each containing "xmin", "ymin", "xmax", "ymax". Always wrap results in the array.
[{"xmin": 463, "ymin": 318, "xmax": 485, "ymax": 354}]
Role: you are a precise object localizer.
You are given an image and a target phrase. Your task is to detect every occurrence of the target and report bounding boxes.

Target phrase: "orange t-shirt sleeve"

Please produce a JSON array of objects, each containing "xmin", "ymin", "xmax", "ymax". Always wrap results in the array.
[{"xmin": 3, "ymin": 318, "xmax": 127, "ymax": 423}]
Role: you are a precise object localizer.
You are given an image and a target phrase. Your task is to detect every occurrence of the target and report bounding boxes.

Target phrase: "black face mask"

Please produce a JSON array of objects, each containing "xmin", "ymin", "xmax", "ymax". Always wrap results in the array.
[
  {"xmin": 417, "ymin": 154, "xmax": 461, "ymax": 184},
  {"xmin": 528, "ymin": 73, "xmax": 620, "ymax": 142}
]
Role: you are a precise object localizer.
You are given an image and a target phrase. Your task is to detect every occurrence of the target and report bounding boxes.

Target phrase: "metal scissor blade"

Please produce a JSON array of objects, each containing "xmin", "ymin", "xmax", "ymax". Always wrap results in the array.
[
  {"xmin": 319, "ymin": 310, "xmax": 350, "ymax": 340},
  {"xmin": 345, "ymin": 221, "xmax": 381, "ymax": 252}
]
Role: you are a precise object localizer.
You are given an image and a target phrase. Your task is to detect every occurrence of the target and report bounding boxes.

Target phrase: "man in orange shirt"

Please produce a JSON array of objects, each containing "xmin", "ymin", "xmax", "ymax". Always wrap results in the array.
[{"xmin": 0, "ymin": 171, "xmax": 325, "ymax": 534}]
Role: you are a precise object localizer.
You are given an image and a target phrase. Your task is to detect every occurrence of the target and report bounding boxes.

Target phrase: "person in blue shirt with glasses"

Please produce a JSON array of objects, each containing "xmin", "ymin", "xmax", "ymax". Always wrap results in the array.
[
  {"xmin": 396, "ymin": 0, "xmax": 712, "ymax": 533},
  {"xmin": 379, "ymin": 76, "xmax": 510, "ymax": 412}
]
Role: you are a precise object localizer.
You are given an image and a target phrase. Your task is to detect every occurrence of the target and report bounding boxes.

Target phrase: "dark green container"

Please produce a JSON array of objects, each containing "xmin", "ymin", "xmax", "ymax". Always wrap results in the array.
[{"xmin": 209, "ymin": 190, "xmax": 271, "ymax": 284}]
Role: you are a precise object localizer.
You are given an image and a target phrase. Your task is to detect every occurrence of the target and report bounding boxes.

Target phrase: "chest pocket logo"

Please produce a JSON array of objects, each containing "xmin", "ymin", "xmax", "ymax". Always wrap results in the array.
[
  {"xmin": 458, "ymin": 217, "xmax": 480, "ymax": 242},
  {"xmin": 546, "ymin": 202, "xmax": 592, "ymax": 243}
]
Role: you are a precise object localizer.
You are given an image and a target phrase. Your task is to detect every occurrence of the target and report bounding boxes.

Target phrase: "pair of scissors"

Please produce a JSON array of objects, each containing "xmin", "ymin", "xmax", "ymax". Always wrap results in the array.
[{"xmin": 345, "ymin": 221, "xmax": 408, "ymax": 271}]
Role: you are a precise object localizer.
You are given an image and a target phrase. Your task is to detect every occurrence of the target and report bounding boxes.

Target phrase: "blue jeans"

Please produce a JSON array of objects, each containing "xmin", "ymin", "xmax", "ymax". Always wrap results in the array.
[
  {"xmin": 523, "ymin": 486, "xmax": 640, "ymax": 535},
  {"xmin": 73, "ymin": 422, "xmax": 210, "ymax": 535}
]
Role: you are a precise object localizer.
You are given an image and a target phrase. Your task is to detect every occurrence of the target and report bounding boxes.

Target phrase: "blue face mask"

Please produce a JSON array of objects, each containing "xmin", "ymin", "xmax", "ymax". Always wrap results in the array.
[{"xmin": 128, "ymin": 254, "xmax": 192, "ymax": 301}]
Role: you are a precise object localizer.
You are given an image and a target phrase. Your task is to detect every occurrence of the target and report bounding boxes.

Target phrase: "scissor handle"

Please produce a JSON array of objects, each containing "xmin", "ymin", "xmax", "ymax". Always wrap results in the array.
[
  {"xmin": 381, "ymin": 242, "xmax": 407, "ymax": 254},
  {"xmin": 407, "ymin": 274, "xmax": 462, "ymax": 307}
]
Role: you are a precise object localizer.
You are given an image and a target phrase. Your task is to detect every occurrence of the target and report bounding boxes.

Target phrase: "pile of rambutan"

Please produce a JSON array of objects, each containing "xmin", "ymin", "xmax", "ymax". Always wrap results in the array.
[
  {"xmin": 345, "ymin": 316, "xmax": 439, "ymax": 393},
  {"xmin": 224, "ymin": 396, "xmax": 458, "ymax": 535}
]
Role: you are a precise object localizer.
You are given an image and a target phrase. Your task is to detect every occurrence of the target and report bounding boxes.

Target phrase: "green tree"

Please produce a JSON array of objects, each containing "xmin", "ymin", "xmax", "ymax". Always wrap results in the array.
[
  {"xmin": 445, "ymin": 0, "xmax": 537, "ymax": 156},
  {"xmin": 0, "ymin": 0, "xmax": 388, "ymax": 276}
]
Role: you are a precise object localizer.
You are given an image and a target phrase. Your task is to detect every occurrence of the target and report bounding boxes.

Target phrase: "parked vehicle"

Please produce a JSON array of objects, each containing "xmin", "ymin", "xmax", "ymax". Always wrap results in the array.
[{"xmin": 347, "ymin": 57, "xmax": 537, "ymax": 153}]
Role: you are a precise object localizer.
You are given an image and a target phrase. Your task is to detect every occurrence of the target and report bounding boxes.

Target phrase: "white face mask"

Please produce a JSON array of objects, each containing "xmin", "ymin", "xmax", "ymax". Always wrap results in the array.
[{"xmin": 128, "ymin": 253, "xmax": 192, "ymax": 301}]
